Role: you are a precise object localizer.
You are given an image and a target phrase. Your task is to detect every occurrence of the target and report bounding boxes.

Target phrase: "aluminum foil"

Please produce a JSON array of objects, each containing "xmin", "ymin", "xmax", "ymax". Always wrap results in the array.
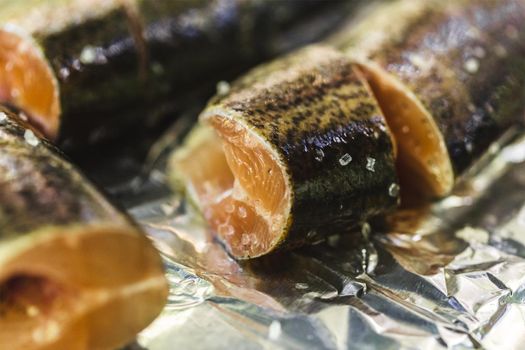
[{"xmin": 123, "ymin": 125, "xmax": 525, "ymax": 350}]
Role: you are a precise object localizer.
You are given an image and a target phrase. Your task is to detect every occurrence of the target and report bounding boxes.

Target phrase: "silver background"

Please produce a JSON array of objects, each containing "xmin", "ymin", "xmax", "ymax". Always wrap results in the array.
[{"xmin": 130, "ymin": 128, "xmax": 525, "ymax": 350}]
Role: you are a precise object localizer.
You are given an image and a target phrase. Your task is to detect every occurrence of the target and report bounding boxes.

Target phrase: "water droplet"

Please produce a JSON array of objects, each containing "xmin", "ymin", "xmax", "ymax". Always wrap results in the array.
[
  {"xmin": 295, "ymin": 282, "xmax": 309, "ymax": 290},
  {"xmin": 409, "ymin": 53, "xmax": 426, "ymax": 68},
  {"xmin": 216, "ymin": 81, "xmax": 230, "ymax": 96},
  {"xmin": 58, "ymin": 67, "xmax": 70, "ymax": 80},
  {"xmin": 268, "ymin": 320, "xmax": 282, "ymax": 340},
  {"xmin": 314, "ymin": 149, "xmax": 325, "ymax": 162},
  {"xmin": 361, "ymin": 222, "xmax": 371, "ymax": 237},
  {"xmin": 19, "ymin": 111, "xmax": 28, "ymax": 122},
  {"xmin": 238, "ymin": 206, "xmax": 247, "ymax": 218},
  {"xmin": 464, "ymin": 58, "xmax": 479, "ymax": 74},
  {"xmin": 366, "ymin": 157, "xmax": 376, "ymax": 172},
  {"xmin": 24, "ymin": 129, "xmax": 40, "ymax": 147},
  {"xmin": 388, "ymin": 183, "xmax": 400, "ymax": 197},
  {"xmin": 339, "ymin": 153, "xmax": 352, "ymax": 166},
  {"xmin": 26, "ymin": 305, "xmax": 40, "ymax": 317},
  {"xmin": 79, "ymin": 46, "xmax": 97, "ymax": 64}
]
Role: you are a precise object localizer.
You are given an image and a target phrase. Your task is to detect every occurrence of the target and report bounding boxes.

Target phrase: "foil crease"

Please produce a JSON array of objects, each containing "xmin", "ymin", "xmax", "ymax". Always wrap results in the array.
[{"xmin": 128, "ymin": 128, "xmax": 525, "ymax": 349}]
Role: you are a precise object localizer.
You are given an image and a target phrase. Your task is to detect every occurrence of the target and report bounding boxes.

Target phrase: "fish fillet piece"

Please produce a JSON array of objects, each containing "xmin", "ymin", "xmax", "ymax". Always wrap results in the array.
[{"xmin": 171, "ymin": 46, "xmax": 399, "ymax": 258}]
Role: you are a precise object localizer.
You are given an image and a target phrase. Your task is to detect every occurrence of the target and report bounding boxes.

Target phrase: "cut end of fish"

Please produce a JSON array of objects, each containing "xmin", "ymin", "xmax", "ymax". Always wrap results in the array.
[
  {"xmin": 357, "ymin": 62, "xmax": 454, "ymax": 198},
  {"xmin": 171, "ymin": 116, "xmax": 291, "ymax": 259},
  {"xmin": 0, "ymin": 27, "xmax": 60, "ymax": 139},
  {"xmin": 0, "ymin": 226, "xmax": 168, "ymax": 350}
]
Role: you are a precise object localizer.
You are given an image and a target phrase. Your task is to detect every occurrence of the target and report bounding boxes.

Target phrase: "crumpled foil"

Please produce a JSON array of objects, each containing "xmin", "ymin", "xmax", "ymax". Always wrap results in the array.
[{"xmin": 124, "ymin": 125, "xmax": 525, "ymax": 350}]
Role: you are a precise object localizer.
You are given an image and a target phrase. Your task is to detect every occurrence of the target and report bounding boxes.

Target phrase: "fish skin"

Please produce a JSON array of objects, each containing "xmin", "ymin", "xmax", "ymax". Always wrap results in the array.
[
  {"xmin": 0, "ymin": 107, "xmax": 130, "ymax": 238},
  {"xmin": 201, "ymin": 46, "xmax": 399, "ymax": 255},
  {"xmin": 340, "ymin": 0, "xmax": 525, "ymax": 174},
  {"xmin": 0, "ymin": 0, "xmax": 351, "ymax": 147},
  {"xmin": 0, "ymin": 106, "xmax": 167, "ymax": 349}
]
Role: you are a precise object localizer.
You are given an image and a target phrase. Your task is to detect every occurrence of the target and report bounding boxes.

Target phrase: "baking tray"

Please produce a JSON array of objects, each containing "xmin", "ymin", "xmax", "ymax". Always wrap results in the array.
[{"xmin": 110, "ymin": 116, "xmax": 525, "ymax": 349}]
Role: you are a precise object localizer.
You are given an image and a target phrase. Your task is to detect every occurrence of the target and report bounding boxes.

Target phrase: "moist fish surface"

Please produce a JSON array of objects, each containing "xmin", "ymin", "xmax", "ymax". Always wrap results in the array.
[
  {"xmin": 0, "ymin": 107, "xmax": 167, "ymax": 350},
  {"xmin": 170, "ymin": 46, "xmax": 399, "ymax": 259}
]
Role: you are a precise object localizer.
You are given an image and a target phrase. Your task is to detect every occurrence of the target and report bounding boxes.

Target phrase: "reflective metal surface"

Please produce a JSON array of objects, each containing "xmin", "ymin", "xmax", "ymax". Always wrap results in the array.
[{"xmin": 129, "ymin": 127, "xmax": 525, "ymax": 349}]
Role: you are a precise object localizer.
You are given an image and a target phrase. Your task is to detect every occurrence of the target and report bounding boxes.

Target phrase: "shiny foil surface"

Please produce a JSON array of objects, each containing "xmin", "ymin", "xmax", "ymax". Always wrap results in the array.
[{"xmin": 127, "ymin": 126, "xmax": 525, "ymax": 349}]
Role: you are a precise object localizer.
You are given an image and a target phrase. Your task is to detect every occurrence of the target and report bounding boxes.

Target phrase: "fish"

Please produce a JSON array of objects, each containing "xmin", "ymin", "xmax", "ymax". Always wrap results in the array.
[
  {"xmin": 0, "ymin": 107, "xmax": 167, "ymax": 350},
  {"xmin": 0, "ymin": 0, "xmax": 352, "ymax": 148},
  {"xmin": 333, "ymin": 0, "xmax": 525, "ymax": 197},
  {"xmin": 170, "ymin": 46, "xmax": 399, "ymax": 259},
  {"xmin": 169, "ymin": 0, "xmax": 525, "ymax": 259}
]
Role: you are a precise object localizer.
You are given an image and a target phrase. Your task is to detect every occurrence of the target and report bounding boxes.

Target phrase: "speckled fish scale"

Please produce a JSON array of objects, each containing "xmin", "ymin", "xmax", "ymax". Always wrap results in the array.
[
  {"xmin": 170, "ymin": 0, "xmax": 525, "ymax": 258},
  {"xmin": 339, "ymin": 0, "xmax": 525, "ymax": 174},
  {"xmin": 0, "ymin": 0, "xmax": 349, "ymax": 147},
  {"xmin": 173, "ymin": 46, "xmax": 399, "ymax": 258}
]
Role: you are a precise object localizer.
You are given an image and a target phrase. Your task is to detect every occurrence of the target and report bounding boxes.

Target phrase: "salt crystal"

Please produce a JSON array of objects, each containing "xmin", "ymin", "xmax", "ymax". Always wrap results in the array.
[
  {"xmin": 19, "ymin": 111, "xmax": 28, "ymax": 121},
  {"xmin": 464, "ymin": 58, "xmax": 479, "ymax": 74},
  {"xmin": 295, "ymin": 282, "xmax": 309, "ymax": 290},
  {"xmin": 366, "ymin": 157, "xmax": 376, "ymax": 172},
  {"xmin": 409, "ymin": 53, "xmax": 426, "ymax": 68},
  {"xmin": 24, "ymin": 129, "xmax": 40, "ymax": 147},
  {"xmin": 361, "ymin": 222, "xmax": 371, "ymax": 236},
  {"xmin": 0, "ymin": 112, "xmax": 7, "ymax": 124},
  {"xmin": 216, "ymin": 81, "xmax": 230, "ymax": 96},
  {"xmin": 314, "ymin": 149, "xmax": 324, "ymax": 162},
  {"xmin": 388, "ymin": 183, "xmax": 400, "ymax": 197},
  {"xmin": 268, "ymin": 320, "xmax": 282, "ymax": 340},
  {"xmin": 79, "ymin": 46, "xmax": 97, "ymax": 64},
  {"xmin": 339, "ymin": 153, "xmax": 352, "ymax": 166}
]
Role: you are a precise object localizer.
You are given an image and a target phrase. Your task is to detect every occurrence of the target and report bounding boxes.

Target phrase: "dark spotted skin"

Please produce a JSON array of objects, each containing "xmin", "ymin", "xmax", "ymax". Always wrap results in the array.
[
  {"xmin": 342, "ymin": 0, "xmax": 525, "ymax": 174},
  {"xmin": 0, "ymin": 0, "xmax": 350, "ymax": 148},
  {"xmin": 203, "ymin": 46, "xmax": 399, "ymax": 253},
  {"xmin": 0, "ymin": 107, "xmax": 134, "ymax": 241}
]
